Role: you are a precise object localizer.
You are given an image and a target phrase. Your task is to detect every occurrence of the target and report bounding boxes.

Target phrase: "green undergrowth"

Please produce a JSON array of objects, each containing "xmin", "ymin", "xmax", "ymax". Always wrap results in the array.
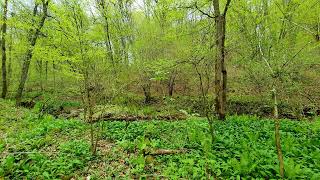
[{"xmin": 0, "ymin": 100, "xmax": 319, "ymax": 179}]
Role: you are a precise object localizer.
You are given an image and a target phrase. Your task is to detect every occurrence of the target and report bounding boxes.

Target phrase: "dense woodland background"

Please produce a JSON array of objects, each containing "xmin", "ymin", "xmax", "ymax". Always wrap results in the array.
[
  {"xmin": 0, "ymin": 0, "xmax": 319, "ymax": 115},
  {"xmin": 0, "ymin": 0, "xmax": 320, "ymax": 179}
]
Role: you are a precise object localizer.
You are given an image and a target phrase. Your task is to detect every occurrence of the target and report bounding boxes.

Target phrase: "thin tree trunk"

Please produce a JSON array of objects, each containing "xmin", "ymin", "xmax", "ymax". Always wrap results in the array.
[
  {"xmin": 272, "ymin": 88, "xmax": 284, "ymax": 178},
  {"xmin": 7, "ymin": 32, "xmax": 12, "ymax": 88},
  {"xmin": 53, "ymin": 60, "xmax": 56, "ymax": 92},
  {"xmin": 104, "ymin": 17, "xmax": 115, "ymax": 68},
  {"xmin": 195, "ymin": 64, "xmax": 215, "ymax": 145},
  {"xmin": 38, "ymin": 60, "xmax": 43, "ymax": 92},
  {"xmin": 96, "ymin": 0, "xmax": 116, "ymax": 71},
  {"xmin": 168, "ymin": 71, "xmax": 176, "ymax": 97},
  {"xmin": 85, "ymin": 72, "xmax": 95, "ymax": 154},
  {"xmin": 45, "ymin": 60, "xmax": 48, "ymax": 89},
  {"xmin": 1, "ymin": 0, "xmax": 8, "ymax": 99},
  {"xmin": 15, "ymin": 0, "xmax": 49, "ymax": 106}
]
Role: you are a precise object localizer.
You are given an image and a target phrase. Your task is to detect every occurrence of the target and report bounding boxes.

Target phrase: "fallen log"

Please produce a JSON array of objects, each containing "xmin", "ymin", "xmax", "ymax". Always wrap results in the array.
[
  {"xmin": 146, "ymin": 148, "xmax": 188, "ymax": 156},
  {"xmin": 91, "ymin": 113, "xmax": 187, "ymax": 123}
]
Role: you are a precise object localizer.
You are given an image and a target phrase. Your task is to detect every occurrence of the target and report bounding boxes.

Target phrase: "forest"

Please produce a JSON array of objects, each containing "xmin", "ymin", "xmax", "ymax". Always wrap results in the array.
[{"xmin": 0, "ymin": 0, "xmax": 319, "ymax": 179}]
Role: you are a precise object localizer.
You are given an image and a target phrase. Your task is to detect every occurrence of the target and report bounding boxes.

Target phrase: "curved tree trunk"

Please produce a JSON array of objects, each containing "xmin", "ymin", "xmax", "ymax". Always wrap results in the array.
[{"xmin": 15, "ymin": 0, "xmax": 49, "ymax": 106}]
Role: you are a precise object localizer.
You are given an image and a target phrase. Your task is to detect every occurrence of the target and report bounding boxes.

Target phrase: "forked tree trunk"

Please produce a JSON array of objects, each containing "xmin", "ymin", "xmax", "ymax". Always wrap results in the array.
[
  {"xmin": 272, "ymin": 88, "xmax": 284, "ymax": 178},
  {"xmin": 1, "ymin": 0, "xmax": 8, "ymax": 99}
]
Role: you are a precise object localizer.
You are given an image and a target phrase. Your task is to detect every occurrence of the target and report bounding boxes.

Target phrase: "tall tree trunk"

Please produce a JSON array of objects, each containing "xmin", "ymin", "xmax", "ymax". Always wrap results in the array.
[
  {"xmin": 215, "ymin": 15, "xmax": 227, "ymax": 120},
  {"xmin": 212, "ymin": 0, "xmax": 231, "ymax": 120},
  {"xmin": 1, "ymin": 0, "xmax": 8, "ymax": 99},
  {"xmin": 15, "ymin": 0, "xmax": 49, "ymax": 106}
]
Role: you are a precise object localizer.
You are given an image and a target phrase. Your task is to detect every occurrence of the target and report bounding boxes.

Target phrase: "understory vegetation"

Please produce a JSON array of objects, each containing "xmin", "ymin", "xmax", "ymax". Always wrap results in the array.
[
  {"xmin": 1, "ymin": 100, "xmax": 320, "ymax": 179},
  {"xmin": 0, "ymin": 0, "xmax": 320, "ymax": 179}
]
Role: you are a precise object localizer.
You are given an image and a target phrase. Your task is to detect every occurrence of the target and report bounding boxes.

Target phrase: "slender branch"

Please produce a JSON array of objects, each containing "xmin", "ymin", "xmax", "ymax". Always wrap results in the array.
[
  {"xmin": 194, "ymin": 3, "xmax": 214, "ymax": 19},
  {"xmin": 258, "ymin": 40, "xmax": 274, "ymax": 75},
  {"xmin": 282, "ymin": 18, "xmax": 316, "ymax": 36},
  {"xmin": 281, "ymin": 41, "xmax": 313, "ymax": 69},
  {"xmin": 223, "ymin": 0, "xmax": 232, "ymax": 17},
  {"xmin": 178, "ymin": 3, "xmax": 215, "ymax": 19},
  {"xmin": 275, "ymin": 1, "xmax": 315, "ymax": 36}
]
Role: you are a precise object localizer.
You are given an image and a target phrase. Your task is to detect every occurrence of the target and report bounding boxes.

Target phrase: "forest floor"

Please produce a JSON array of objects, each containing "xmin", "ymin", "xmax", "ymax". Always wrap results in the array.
[{"xmin": 0, "ymin": 99, "xmax": 320, "ymax": 179}]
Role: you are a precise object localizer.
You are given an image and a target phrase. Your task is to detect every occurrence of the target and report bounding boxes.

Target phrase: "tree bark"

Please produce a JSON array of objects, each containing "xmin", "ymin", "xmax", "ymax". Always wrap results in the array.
[
  {"xmin": 167, "ymin": 71, "xmax": 176, "ymax": 97},
  {"xmin": 212, "ymin": 0, "xmax": 231, "ymax": 120},
  {"xmin": 214, "ymin": 15, "xmax": 227, "ymax": 120},
  {"xmin": 1, "ymin": 0, "xmax": 8, "ymax": 99},
  {"xmin": 15, "ymin": 0, "xmax": 49, "ymax": 106}
]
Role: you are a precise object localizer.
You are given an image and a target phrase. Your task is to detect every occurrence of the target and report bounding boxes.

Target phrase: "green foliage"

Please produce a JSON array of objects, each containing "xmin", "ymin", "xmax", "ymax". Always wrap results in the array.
[
  {"xmin": 1, "ymin": 98, "xmax": 320, "ymax": 179},
  {"xmin": 0, "ymin": 106, "xmax": 89, "ymax": 179},
  {"xmin": 99, "ymin": 115, "xmax": 320, "ymax": 178}
]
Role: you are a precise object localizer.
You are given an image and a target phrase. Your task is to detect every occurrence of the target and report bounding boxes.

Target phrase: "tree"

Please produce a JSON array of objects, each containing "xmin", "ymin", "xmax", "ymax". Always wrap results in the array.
[
  {"xmin": 15, "ymin": 0, "xmax": 50, "ymax": 106},
  {"xmin": 212, "ymin": 0, "xmax": 232, "ymax": 120},
  {"xmin": 1, "ymin": 0, "xmax": 8, "ymax": 98}
]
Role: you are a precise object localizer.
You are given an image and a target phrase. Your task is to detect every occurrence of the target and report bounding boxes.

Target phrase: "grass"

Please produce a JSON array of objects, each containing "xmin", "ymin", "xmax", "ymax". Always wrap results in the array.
[{"xmin": 0, "ymin": 100, "xmax": 319, "ymax": 179}]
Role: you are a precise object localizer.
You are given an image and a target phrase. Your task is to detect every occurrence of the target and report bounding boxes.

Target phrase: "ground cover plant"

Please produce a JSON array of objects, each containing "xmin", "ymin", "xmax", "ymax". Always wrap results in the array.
[{"xmin": 1, "ymin": 100, "xmax": 319, "ymax": 179}]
